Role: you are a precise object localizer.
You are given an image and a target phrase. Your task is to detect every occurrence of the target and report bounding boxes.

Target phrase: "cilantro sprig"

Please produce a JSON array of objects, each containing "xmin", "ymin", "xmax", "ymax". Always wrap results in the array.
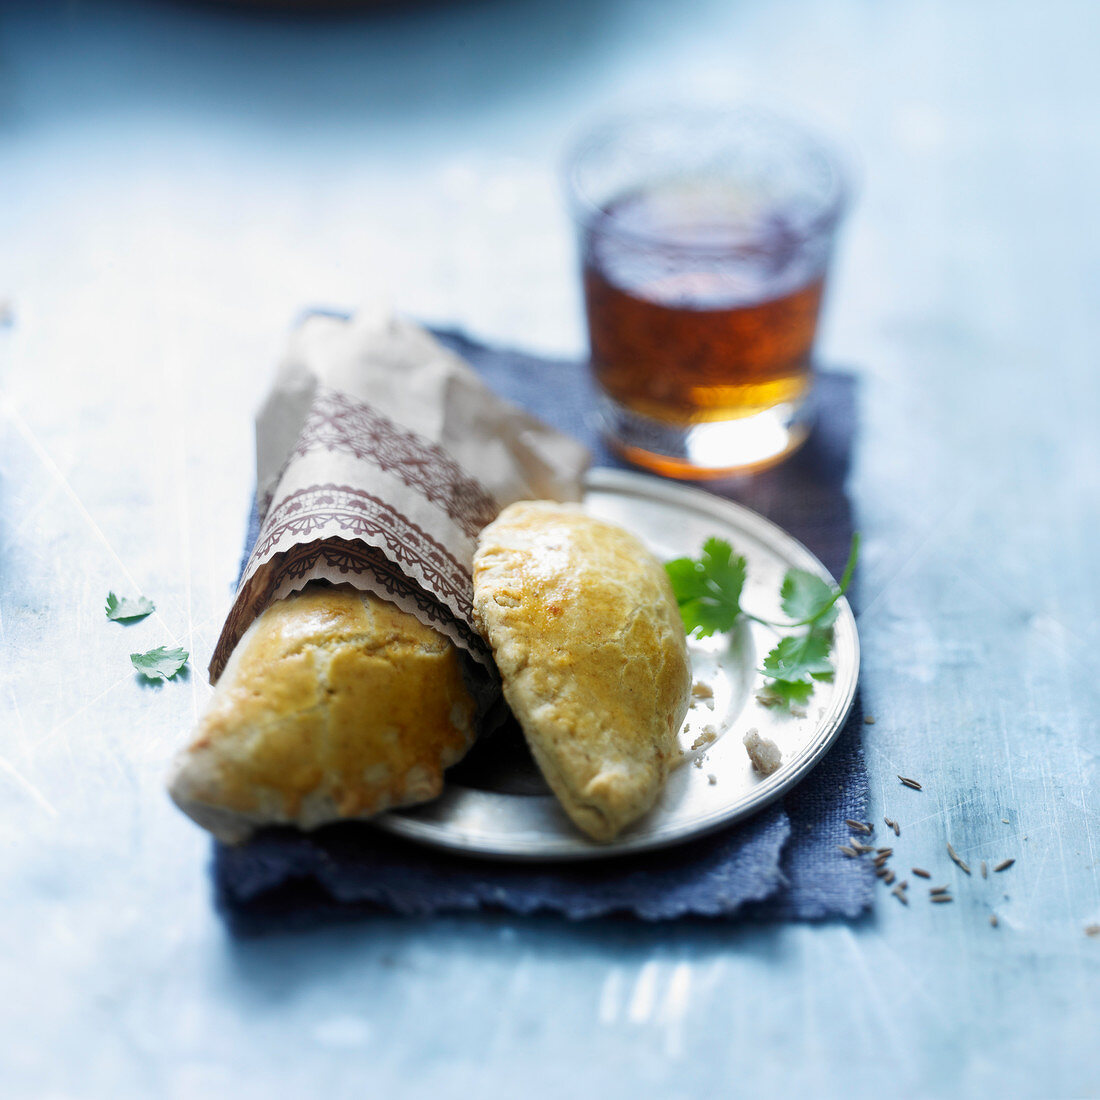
[
  {"xmin": 664, "ymin": 538, "xmax": 747, "ymax": 638},
  {"xmin": 131, "ymin": 646, "xmax": 189, "ymax": 682},
  {"xmin": 667, "ymin": 534, "xmax": 859, "ymax": 710},
  {"xmin": 105, "ymin": 592, "xmax": 155, "ymax": 622}
]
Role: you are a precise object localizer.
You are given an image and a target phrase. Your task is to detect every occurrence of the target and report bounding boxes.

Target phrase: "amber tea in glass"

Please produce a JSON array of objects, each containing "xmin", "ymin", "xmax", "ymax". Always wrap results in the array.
[{"xmin": 566, "ymin": 109, "xmax": 848, "ymax": 477}]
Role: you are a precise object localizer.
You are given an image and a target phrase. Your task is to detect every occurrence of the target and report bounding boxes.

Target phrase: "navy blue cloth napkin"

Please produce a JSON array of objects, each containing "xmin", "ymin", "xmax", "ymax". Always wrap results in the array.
[{"xmin": 214, "ymin": 331, "xmax": 873, "ymax": 929}]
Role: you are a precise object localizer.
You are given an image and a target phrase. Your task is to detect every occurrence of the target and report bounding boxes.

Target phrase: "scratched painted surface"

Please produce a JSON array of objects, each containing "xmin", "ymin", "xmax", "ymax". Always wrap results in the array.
[{"xmin": 1, "ymin": 2, "xmax": 1099, "ymax": 1097}]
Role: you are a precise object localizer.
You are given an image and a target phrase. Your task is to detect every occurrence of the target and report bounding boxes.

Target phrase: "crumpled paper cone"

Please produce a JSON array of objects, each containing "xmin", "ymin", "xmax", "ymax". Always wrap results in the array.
[{"xmin": 210, "ymin": 309, "xmax": 591, "ymax": 681}]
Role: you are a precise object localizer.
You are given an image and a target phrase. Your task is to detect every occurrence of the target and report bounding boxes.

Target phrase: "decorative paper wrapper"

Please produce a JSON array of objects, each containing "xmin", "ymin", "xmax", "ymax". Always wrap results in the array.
[{"xmin": 209, "ymin": 310, "xmax": 591, "ymax": 682}]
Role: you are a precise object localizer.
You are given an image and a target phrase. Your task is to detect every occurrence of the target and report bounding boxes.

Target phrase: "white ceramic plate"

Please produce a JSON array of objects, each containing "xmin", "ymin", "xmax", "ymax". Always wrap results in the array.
[{"xmin": 375, "ymin": 468, "xmax": 859, "ymax": 861}]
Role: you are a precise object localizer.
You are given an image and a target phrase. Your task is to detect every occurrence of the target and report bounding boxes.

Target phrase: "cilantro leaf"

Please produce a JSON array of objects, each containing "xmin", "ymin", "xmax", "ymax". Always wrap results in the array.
[
  {"xmin": 701, "ymin": 537, "xmax": 747, "ymax": 604},
  {"xmin": 665, "ymin": 538, "xmax": 746, "ymax": 638},
  {"xmin": 779, "ymin": 570, "xmax": 836, "ymax": 624},
  {"xmin": 664, "ymin": 556, "xmax": 714, "ymax": 603},
  {"xmin": 131, "ymin": 646, "xmax": 189, "ymax": 681},
  {"xmin": 756, "ymin": 679, "xmax": 815, "ymax": 707},
  {"xmin": 106, "ymin": 592, "xmax": 155, "ymax": 622},
  {"xmin": 761, "ymin": 627, "xmax": 834, "ymax": 682},
  {"xmin": 774, "ymin": 534, "xmax": 860, "ymax": 628}
]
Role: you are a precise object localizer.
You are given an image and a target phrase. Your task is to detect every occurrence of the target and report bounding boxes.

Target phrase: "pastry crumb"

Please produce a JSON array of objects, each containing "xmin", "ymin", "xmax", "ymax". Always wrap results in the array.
[
  {"xmin": 707, "ymin": 773, "xmax": 717, "ymax": 785},
  {"xmin": 690, "ymin": 681, "xmax": 715, "ymax": 710},
  {"xmin": 743, "ymin": 728, "xmax": 782, "ymax": 776},
  {"xmin": 692, "ymin": 756, "xmax": 704, "ymax": 769},
  {"xmin": 690, "ymin": 726, "xmax": 718, "ymax": 751}
]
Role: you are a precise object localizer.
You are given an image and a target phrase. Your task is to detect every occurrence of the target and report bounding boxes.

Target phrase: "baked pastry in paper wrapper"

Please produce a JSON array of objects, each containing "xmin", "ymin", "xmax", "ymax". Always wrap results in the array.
[{"xmin": 168, "ymin": 310, "xmax": 590, "ymax": 843}]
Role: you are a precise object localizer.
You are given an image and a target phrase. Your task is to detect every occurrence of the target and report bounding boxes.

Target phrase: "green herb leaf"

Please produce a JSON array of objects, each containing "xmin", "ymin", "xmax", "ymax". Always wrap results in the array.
[
  {"xmin": 105, "ymin": 592, "xmax": 155, "ymax": 622},
  {"xmin": 131, "ymin": 646, "xmax": 189, "ymax": 681},
  {"xmin": 756, "ymin": 679, "xmax": 815, "ymax": 707},
  {"xmin": 779, "ymin": 570, "xmax": 837, "ymax": 624},
  {"xmin": 667, "ymin": 532, "xmax": 859, "ymax": 714},
  {"xmin": 761, "ymin": 627, "xmax": 834, "ymax": 682},
  {"xmin": 665, "ymin": 538, "xmax": 746, "ymax": 638}
]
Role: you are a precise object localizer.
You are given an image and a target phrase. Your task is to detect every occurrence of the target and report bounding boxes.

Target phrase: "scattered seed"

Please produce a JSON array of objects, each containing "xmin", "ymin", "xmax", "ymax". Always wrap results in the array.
[
  {"xmin": 838, "ymin": 845, "xmax": 859, "ymax": 858},
  {"xmin": 846, "ymin": 819, "xmax": 872, "ymax": 834},
  {"xmin": 873, "ymin": 854, "xmax": 890, "ymax": 868},
  {"xmin": 990, "ymin": 914, "xmax": 999, "ymax": 928},
  {"xmin": 851, "ymin": 840, "xmax": 875, "ymax": 853},
  {"xmin": 883, "ymin": 870, "xmax": 896, "ymax": 885},
  {"xmin": 930, "ymin": 886, "xmax": 950, "ymax": 895},
  {"xmin": 891, "ymin": 886, "xmax": 909, "ymax": 905},
  {"xmin": 1085, "ymin": 925, "xmax": 1100, "ymax": 937},
  {"xmin": 864, "ymin": 715, "xmax": 876, "ymax": 725},
  {"xmin": 876, "ymin": 867, "xmax": 891, "ymax": 879},
  {"xmin": 981, "ymin": 861, "xmax": 988, "ymax": 879},
  {"xmin": 947, "ymin": 842, "xmax": 971, "ymax": 875},
  {"xmin": 898, "ymin": 776, "xmax": 922, "ymax": 790},
  {"xmin": 994, "ymin": 859, "xmax": 1015, "ymax": 873},
  {"xmin": 884, "ymin": 816, "xmax": 901, "ymax": 837},
  {"xmin": 897, "ymin": 880, "xmax": 908, "ymax": 891},
  {"xmin": 912, "ymin": 868, "xmax": 931, "ymax": 879},
  {"xmin": 1001, "ymin": 818, "xmax": 1010, "ymax": 824},
  {"xmin": 876, "ymin": 847, "xmax": 894, "ymax": 857},
  {"xmin": 931, "ymin": 894, "xmax": 954, "ymax": 904}
]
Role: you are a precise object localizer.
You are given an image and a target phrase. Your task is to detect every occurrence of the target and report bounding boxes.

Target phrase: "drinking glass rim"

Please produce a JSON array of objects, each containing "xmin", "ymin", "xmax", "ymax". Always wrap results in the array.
[{"xmin": 562, "ymin": 104, "xmax": 851, "ymax": 252}]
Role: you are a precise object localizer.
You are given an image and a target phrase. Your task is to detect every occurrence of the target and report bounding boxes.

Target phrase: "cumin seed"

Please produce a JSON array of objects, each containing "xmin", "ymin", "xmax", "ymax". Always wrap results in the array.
[
  {"xmin": 838, "ymin": 845, "xmax": 859, "ymax": 858},
  {"xmin": 876, "ymin": 867, "xmax": 891, "ymax": 879},
  {"xmin": 1085, "ymin": 925, "xmax": 1100, "ymax": 937},
  {"xmin": 876, "ymin": 847, "xmax": 894, "ymax": 857},
  {"xmin": 912, "ymin": 868, "xmax": 931, "ymax": 878},
  {"xmin": 883, "ymin": 870, "xmax": 896, "ymax": 885},
  {"xmin": 884, "ymin": 817, "xmax": 900, "ymax": 837},
  {"xmin": 898, "ymin": 776, "xmax": 922, "ymax": 790},
  {"xmin": 994, "ymin": 859, "xmax": 1015, "ymax": 873},
  {"xmin": 981, "ymin": 861, "xmax": 988, "ymax": 878},
  {"xmin": 891, "ymin": 886, "xmax": 908, "ymax": 905},
  {"xmin": 845, "ymin": 819, "xmax": 872, "ymax": 834},
  {"xmin": 990, "ymin": 914, "xmax": 999, "ymax": 927},
  {"xmin": 947, "ymin": 842, "xmax": 972, "ymax": 875},
  {"xmin": 873, "ymin": 854, "xmax": 890, "ymax": 868},
  {"xmin": 930, "ymin": 886, "xmax": 950, "ymax": 895},
  {"xmin": 931, "ymin": 894, "xmax": 953, "ymax": 904}
]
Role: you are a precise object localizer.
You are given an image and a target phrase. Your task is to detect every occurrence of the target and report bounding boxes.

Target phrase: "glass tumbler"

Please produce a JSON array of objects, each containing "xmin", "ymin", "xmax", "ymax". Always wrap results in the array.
[{"xmin": 565, "ymin": 107, "xmax": 849, "ymax": 478}]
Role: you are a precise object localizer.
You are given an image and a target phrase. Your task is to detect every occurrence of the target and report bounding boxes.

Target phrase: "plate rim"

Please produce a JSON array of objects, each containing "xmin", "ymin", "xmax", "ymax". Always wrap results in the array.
[{"xmin": 374, "ymin": 466, "xmax": 860, "ymax": 861}]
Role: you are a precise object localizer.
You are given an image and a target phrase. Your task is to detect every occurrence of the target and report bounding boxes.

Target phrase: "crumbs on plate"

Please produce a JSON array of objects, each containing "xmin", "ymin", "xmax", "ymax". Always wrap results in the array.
[{"xmin": 743, "ymin": 727, "xmax": 782, "ymax": 776}]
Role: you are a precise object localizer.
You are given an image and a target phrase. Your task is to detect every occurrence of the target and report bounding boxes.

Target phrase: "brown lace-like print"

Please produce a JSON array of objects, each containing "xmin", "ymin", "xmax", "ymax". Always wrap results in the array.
[
  {"xmin": 293, "ymin": 387, "xmax": 499, "ymax": 538},
  {"xmin": 210, "ymin": 538, "xmax": 489, "ymax": 682},
  {"xmin": 248, "ymin": 483, "xmax": 473, "ymax": 615}
]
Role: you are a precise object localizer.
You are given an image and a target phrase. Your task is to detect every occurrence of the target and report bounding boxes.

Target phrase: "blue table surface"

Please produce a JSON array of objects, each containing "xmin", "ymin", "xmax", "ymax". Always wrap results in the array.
[{"xmin": 2, "ymin": 2, "xmax": 1098, "ymax": 1097}]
